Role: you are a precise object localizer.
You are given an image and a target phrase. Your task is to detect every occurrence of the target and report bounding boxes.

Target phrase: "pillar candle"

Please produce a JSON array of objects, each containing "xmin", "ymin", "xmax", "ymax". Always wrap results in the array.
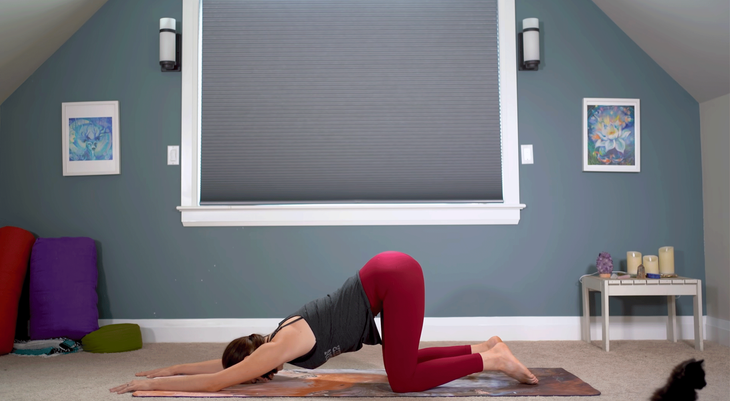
[
  {"xmin": 658, "ymin": 246, "xmax": 675, "ymax": 275},
  {"xmin": 643, "ymin": 255, "xmax": 659, "ymax": 275},
  {"xmin": 627, "ymin": 251, "xmax": 642, "ymax": 275}
]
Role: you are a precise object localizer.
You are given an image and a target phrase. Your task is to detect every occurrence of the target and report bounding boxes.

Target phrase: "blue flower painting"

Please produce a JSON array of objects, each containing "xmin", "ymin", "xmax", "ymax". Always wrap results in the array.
[
  {"xmin": 586, "ymin": 105, "xmax": 635, "ymax": 166},
  {"xmin": 68, "ymin": 117, "xmax": 113, "ymax": 161}
]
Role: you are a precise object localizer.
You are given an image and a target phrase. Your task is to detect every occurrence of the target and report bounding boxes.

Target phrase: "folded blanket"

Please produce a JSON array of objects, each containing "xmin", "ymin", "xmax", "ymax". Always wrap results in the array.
[{"xmin": 11, "ymin": 338, "xmax": 82, "ymax": 357}]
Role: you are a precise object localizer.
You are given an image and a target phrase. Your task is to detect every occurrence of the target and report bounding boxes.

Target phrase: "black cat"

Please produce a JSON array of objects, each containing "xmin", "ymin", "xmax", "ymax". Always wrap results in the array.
[{"xmin": 651, "ymin": 358, "xmax": 706, "ymax": 401}]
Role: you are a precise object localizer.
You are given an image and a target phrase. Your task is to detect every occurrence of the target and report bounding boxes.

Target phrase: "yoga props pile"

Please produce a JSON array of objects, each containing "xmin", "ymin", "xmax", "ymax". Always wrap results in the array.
[{"xmin": 1, "ymin": 228, "xmax": 106, "ymax": 355}]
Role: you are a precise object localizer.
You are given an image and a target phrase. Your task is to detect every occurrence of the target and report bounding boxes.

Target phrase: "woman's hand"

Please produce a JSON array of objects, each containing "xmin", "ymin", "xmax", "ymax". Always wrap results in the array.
[
  {"xmin": 135, "ymin": 366, "xmax": 177, "ymax": 378},
  {"xmin": 244, "ymin": 375, "xmax": 273, "ymax": 384},
  {"xmin": 109, "ymin": 379, "xmax": 151, "ymax": 394}
]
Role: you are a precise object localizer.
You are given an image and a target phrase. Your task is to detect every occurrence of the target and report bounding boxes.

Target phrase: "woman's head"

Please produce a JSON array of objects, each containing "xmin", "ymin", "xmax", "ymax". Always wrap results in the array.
[{"xmin": 222, "ymin": 334, "xmax": 279, "ymax": 382}]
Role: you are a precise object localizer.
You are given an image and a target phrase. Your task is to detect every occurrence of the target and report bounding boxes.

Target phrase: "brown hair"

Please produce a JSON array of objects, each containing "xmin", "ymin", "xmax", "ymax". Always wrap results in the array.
[{"xmin": 222, "ymin": 334, "xmax": 278, "ymax": 380}]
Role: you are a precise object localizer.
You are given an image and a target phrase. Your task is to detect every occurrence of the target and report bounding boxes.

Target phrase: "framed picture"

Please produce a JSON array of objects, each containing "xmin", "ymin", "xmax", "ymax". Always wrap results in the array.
[
  {"xmin": 62, "ymin": 101, "xmax": 120, "ymax": 176},
  {"xmin": 583, "ymin": 98, "xmax": 640, "ymax": 172}
]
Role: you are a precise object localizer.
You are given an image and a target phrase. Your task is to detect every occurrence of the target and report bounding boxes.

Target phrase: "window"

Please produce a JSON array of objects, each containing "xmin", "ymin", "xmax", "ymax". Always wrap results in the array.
[{"xmin": 178, "ymin": 0, "xmax": 523, "ymax": 226}]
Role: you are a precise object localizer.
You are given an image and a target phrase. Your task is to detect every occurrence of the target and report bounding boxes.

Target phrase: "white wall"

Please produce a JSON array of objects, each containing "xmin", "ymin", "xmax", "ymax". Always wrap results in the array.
[{"xmin": 700, "ymin": 93, "xmax": 730, "ymax": 346}]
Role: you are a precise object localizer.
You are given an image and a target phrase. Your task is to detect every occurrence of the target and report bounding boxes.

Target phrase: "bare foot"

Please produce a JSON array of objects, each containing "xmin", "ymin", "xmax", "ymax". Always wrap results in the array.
[
  {"xmin": 480, "ymin": 343, "xmax": 538, "ymax": 385},
  {"xmin": 486, "ymin": 336, "xmax": 502, "ymax": 350},
  {"xmin": 471, "ymin": 336, "xmax": 503, "ymax": 353}
]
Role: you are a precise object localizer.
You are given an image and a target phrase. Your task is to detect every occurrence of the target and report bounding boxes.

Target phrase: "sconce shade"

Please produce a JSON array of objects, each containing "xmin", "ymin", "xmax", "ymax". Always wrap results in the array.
[
  {"xmin": 160, "ymin": 18, "xmax": 178, "ymax": 70},
  {"xmin": 522, "ymin": 18, "xmax": 540, "ymax": 70}
]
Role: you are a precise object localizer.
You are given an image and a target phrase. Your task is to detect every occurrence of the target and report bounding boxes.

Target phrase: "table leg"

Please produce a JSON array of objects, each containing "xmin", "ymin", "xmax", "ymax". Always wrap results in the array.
[
  {"xmin": 667, "ymin": 295, "xmax": 677, "ymax": 342},
  {"xmin": 694, "ymin": 281, "xmax": 704, "ymax": 351},
  {"xmin": 582, "ymin": 282, "xmax": 590, "ymax": 343},
  {"xmin": 601, "ymin": 283, "xmax": 610, "ymax": 352}
]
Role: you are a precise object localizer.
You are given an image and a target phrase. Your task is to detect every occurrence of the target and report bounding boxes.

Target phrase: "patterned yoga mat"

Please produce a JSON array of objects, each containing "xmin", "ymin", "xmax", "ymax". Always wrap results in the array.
[{"xmin": 133, "ymin": 368, "xmax": 600, "ymax": 397}]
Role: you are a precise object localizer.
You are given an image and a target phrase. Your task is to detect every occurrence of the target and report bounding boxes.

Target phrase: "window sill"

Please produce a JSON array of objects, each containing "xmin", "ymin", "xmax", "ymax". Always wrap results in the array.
[{"xmin": 176, "ymin": 203, "xmax": 525, "ymax": 227}]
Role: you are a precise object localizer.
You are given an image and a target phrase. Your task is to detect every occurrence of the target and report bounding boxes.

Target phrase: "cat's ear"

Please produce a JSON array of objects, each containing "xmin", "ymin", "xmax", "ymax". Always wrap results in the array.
[{"xmin": 687, "ymin": 359, "xmax": 705, "ymax": 371}]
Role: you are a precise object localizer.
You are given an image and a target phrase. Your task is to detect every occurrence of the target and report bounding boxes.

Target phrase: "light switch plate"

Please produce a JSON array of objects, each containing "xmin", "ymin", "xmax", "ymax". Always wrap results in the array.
[
  {"xmin": 167, "ymin": 146, "xmax": 180, "ymax": 165},
  {"xmin": 521, "ymin": 144, "xmax": 534, "ymax": 164}
]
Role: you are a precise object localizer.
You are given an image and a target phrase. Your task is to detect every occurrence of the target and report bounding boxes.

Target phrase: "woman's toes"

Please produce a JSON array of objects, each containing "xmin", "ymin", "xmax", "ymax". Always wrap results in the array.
[{"xmin": 486, "ymin": 336, "xmax": 503, "ymax": 349}]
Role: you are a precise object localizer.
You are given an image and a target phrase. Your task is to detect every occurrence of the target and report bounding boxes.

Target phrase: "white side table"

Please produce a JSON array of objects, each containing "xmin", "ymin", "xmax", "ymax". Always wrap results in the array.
[{"xmin": 581, "ymin": 275, "xmax": 703, "ymax": 351}]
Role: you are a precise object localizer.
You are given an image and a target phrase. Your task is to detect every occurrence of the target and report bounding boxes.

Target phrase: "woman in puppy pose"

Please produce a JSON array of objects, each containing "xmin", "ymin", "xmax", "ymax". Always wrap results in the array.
[{"xmin": 111, "ymin": 251, "xmax": 538, "ymax": 394}]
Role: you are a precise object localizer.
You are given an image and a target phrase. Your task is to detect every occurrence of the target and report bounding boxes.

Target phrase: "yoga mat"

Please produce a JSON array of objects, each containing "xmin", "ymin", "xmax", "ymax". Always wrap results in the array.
[{"xmin": 133, "ymin": 368, "xmax": 600, "ymax": 397}]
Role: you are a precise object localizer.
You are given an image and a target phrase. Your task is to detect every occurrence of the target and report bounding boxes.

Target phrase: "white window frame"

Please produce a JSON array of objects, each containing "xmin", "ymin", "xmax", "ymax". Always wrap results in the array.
[{"xmin": 177, "ymin": 0, "xmax": 524, "ymax": 227}]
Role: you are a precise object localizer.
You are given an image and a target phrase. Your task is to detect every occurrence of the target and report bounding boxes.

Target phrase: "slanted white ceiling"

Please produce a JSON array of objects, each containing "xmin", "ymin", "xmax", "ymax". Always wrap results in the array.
[
  {"xmin": 592, "ymin": 0, "xmax": 730, "ymax": 103},
  {"xmin": 0, "ymin": 0, "xmax": 727, "ymax": 106},
  {"xmin": 0, "ymin": 0, "xmax": 108, "ymax": 106}
]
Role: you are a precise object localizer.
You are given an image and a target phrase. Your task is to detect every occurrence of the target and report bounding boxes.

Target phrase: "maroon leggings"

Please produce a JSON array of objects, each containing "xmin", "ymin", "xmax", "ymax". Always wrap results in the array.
[{"xmin": 358, "ymin": 251, "xmax": 483, "ymax": 393}]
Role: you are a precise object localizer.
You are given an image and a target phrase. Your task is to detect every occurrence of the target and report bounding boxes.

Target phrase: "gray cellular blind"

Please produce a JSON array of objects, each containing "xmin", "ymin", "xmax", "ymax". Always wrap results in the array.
[{"xmin": 200, "ymin": 0, "xmax": 502, "ymax": 204}]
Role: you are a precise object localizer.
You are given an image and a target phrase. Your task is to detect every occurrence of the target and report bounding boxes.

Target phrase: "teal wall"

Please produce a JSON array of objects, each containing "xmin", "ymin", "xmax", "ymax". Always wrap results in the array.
[{"xmin": 0, "ymin": 0, "xmax": 703, "ymax": 319}]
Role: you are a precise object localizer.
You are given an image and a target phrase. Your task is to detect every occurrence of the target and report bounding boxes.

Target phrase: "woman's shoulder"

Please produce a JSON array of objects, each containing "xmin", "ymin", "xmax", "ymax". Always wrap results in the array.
[
  {"xmin": 273, "ymin": 316, "xmax": 314, "ymax": 340},
  {"xmin": 268, "ymin": 317, "xmax": 316, "ymax": 361}
]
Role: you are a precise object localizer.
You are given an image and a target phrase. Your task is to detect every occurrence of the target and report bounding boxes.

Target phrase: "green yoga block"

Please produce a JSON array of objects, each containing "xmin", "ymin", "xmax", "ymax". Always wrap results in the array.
[{"xmin": 82, "ymin": 323, "xmax": 143, "ymax": 353}]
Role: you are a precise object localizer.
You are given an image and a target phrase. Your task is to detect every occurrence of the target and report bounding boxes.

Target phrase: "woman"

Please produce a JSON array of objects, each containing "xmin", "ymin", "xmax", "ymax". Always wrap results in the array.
[{"xmin": 111, "ymin": 251, "xmax": 538, "ymax": 394}]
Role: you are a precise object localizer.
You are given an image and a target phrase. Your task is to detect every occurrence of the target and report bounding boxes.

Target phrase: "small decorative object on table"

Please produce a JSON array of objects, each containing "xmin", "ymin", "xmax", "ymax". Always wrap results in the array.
[
  {"xmin": 596, "ymin": 252, "xmax": 613, "ymax": 277},
  {"xmin": 637, "ymin": 264, "xmax": 646, "ymax": 279}
]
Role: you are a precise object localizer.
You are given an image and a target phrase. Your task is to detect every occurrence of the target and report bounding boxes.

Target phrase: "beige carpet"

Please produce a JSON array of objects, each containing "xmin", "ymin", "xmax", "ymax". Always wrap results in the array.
[{"xmin": 0, "ymin": 340, "xmax": 727, "ymax": 401}]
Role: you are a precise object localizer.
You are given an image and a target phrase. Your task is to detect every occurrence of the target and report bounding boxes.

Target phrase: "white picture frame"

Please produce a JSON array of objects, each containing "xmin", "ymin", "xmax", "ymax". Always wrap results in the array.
[
  {"xmin": 582, "ymin": 98, "xmax": 640, "ymax": 173},
  {"xmin": 62, "ymin": 101, "xmax": 121, "ymax": 176}
]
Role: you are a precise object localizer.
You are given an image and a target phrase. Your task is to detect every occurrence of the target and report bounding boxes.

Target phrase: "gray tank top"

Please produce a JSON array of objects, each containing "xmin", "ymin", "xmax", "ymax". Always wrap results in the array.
[{"xmin": 270, "ymin": 273, "xmax": 381, "ymax": 369}]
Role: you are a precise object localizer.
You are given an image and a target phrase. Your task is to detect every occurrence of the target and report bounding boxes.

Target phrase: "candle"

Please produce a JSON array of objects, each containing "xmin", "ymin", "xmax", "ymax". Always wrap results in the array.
[
  {"xmin": 643, "ymin": 255, "xmax": 659, "ymax": 275},
  {"xmin": 659, "ymin": 246, "xmax": 675, "ymax": 275},
  {"xmin": 627, "ymin": 251, "xmax": 642, "ymax": 275}
]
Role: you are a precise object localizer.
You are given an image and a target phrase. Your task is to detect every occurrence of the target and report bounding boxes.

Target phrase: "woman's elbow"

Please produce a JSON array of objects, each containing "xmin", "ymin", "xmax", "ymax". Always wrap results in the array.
[{"xmin": 202, "ymin": 383, "xmax": 221, "ymax": 393}]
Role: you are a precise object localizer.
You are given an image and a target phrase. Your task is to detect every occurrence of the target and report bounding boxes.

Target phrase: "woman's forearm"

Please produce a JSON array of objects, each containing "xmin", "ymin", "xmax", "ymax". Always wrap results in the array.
[
  {"xmin": 137, "ymin": 359, "xmax": 223, "ymax": 378},
  {"xmin": 146, "ymin": 373, "xmax": 221, "ymax": 392},
  {"xmin": 113, "ymin": 372, "xmax": 223, "ymax": 394},
  {"xmin": 174, "ymin": 359, "xmax": 224, "ymax": 375}
]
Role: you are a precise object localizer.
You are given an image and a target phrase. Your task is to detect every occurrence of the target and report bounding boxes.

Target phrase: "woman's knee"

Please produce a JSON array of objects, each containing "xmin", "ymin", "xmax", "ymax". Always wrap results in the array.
[{"xmin": 387, "ymin": 376, "xmax": 425, "ymax": 393}]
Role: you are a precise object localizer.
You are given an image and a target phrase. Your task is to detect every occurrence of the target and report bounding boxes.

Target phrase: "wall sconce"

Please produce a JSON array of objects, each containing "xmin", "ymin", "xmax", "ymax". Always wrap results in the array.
[
  {"xmin": 160, "ymin": 17, "xmax": 181, "ymax": 72},
  {"xmin": 518, "ymin": 18, "xmax": 540, "ymax": 71}
]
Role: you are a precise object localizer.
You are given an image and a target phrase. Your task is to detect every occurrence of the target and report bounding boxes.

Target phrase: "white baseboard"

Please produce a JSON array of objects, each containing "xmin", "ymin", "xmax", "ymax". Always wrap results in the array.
[
  {"xmin": 99, "ymin": 316, "xmax": 711, "ymax": 344},
  {"xmin": 706, "ymin": 316, "xmax": 730, "ymax": 346}
]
